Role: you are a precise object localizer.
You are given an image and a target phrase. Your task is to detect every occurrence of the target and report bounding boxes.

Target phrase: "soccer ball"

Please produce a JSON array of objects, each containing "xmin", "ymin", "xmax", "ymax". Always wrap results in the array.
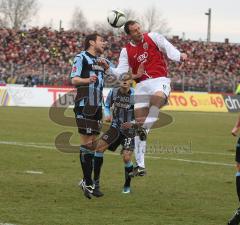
[{"xmin": 107, "ymin": 10, "xmax": 126, "ymax": 28}]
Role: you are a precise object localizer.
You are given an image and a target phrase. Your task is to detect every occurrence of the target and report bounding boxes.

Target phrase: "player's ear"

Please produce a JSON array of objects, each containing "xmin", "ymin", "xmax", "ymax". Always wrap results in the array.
[{"xmin": 89, "ymin": 40, "xmax": 95, "ymax": 46}]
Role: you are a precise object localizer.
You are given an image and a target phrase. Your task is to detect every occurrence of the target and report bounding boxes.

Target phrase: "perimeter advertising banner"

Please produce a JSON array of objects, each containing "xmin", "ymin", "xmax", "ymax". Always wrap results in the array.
[
  {"xmin": 222, "ymin": 95, "xmax": 240, "ymax": 112},
  {"xmin": 162, "ymin": 92, "xmax": 228, "ymax": 112},
  {"xmin": 0, "ymin": 86, "xmax": 109, "ymax": 108},
  {"xmin": 0, "ymin": 86, "xmax": 238, "ymax": 113},
  {"xmin": 0, "ymin": 86, "xmax": 76, "ymax": 107}
]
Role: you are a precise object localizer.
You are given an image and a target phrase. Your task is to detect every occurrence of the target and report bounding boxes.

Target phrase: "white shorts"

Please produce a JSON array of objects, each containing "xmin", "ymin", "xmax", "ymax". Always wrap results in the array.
[{"xmin": 134, "ymin": 77, "xmax": 171, "ymax": 109}]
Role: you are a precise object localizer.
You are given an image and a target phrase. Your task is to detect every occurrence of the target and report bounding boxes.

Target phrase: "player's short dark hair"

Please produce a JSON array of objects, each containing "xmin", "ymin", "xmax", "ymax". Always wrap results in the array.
[
  {"xmin": 124, "ymin": 20, "xmax": 139, "ymax": 34},
  {"xmin": 84, "ymin": 33, "xmax": 101, "ymax": 50},
  {"xmin": 119, "ymin": 72, "xmax": 132, "ymax": 81}
]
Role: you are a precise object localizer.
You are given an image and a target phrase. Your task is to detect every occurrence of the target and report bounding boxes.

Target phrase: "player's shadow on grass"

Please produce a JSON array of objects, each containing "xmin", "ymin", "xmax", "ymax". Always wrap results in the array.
[{"xmin": 151, "ymin": 111, "xmax": 173, "ymax": 130}]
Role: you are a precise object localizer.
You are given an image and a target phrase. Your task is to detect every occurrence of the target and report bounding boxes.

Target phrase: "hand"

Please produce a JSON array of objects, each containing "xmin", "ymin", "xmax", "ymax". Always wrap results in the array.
[
  {"xmin": 132, "ymin": 63, "xmax": 145, "ymax": 79},
  {"xmin": 105, "ymin": 74, "xmax": 117, "ymax": 85},
  {"xmin": 121, "ymin": 122, "xmax": 133, "ymax": 129},
  {"xmin": 89, "ymin": 74, "xmax": 98, "ymax": 83},
  {"xmin": 105, "ymin": 116, "xmax": 112, "ymax": 122},
  {"xmin": 97, "ymin": 58, "xmax": 109, "ymax": 70},
  {"xmin": 232, "ymin": 126, "xmax": 240, "ymax": 136},
  {"xmin": 180, "ymin": 53, "xmax": 187, "ymax": 61}
]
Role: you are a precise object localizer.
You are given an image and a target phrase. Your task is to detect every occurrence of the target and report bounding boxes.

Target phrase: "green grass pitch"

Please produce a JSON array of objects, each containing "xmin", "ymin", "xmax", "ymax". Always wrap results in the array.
[{"xmin": 0, "ymin": 107, "xmax": 239, "ymax": 225}]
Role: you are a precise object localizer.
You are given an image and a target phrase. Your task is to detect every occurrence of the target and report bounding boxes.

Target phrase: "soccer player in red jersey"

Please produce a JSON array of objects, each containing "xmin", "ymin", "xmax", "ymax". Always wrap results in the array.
[{"xmin": 103, "ymin": 20, "xmax": 187, "ymax": 175}]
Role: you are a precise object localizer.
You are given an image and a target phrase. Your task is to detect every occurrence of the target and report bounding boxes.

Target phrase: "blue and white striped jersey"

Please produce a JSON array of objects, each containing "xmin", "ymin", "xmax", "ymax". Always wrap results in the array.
[
  {"xmin": 104, "ymin": 87, "xmax": 135, "ymax": 128},
  {"xmin": 70, "ymin": 51, "xmax": 105, "ymax": 107}
]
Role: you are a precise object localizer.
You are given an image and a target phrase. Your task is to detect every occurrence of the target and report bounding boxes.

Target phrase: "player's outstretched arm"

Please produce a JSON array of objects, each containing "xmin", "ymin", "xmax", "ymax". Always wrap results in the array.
[
  {"xmin": 106, "ymin": 48, "xmax": 129, "ymax": 77},
  {"xmin": 104, "ymin": 89, "xmax": 113, "ymax": 122}
]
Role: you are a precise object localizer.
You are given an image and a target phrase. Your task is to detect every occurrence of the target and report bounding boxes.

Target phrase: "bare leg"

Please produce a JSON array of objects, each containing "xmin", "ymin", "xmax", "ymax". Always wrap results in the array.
[
  {"xmin": 142, "ymin": 91, "xmax": 167, "ymax": 132},
  {"xmin": 134, "ymin": 107, "xmax": 149, "ymax": 126},
  {"xmin": 133, "ymin": 92, "xmax": 167, "ymax": 171}
]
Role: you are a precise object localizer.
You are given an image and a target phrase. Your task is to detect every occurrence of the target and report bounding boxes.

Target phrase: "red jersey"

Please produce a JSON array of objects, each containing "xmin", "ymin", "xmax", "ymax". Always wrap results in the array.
[
  {"xmin": 126, "ymin": 33, "xmax": 170, "ymax": 82},
  {"xmin": 110, "ymin": 32, "xmax": 181, "ymax": 83}
]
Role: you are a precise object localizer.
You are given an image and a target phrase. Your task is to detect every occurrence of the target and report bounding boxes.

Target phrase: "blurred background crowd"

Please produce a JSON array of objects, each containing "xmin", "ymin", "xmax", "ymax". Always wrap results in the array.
[{"xmin": 0, "ymin": 27, "xmax": 239, "ymax": 93}]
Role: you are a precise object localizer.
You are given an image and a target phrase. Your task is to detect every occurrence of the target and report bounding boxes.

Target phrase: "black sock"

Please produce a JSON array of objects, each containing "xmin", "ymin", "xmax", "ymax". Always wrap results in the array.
[
  {"xmin": 236, "ymin": 174, "xmax": 240, "ymax": 202},
  {"xmin": 124, "ymin": 162, "xmax": 133, "ymax": 187},
  {"xmin": 80, "ymin": 146, "xmax": 94, "ymax": 186},
  {"xmin": 93, "ymin": 152, "xmax": 104, "ymax": 188}
]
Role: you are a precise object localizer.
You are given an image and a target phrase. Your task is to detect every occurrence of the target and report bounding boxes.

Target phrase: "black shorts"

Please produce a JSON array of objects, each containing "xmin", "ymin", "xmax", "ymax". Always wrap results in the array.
[
  {"xmin": 101, "ymin": 126, "xmax": 134, "ymax": 152},
  {"xmin": 73, "ymin": 106, "xmax": 102, "ymax": 135},
  {"xmin": 236, "ymin": 137, "xmax": 240, "ymax": 163}
]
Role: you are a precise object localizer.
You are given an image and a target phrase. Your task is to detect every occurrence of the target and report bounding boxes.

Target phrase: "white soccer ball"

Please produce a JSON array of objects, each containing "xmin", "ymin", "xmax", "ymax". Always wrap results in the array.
[{"xmin": 107, "ymin": 10, "xmax": 127, "ymax": 28}]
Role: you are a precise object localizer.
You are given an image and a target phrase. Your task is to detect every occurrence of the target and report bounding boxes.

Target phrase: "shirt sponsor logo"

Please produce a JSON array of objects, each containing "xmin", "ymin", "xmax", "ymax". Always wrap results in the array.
[
  {"xmin": 114, "ymin": 101, "xmax": 130, "ymax": 109},
  {"xmin": 137, "ymin": 52, "xmax": 148, "ymax": 63},
  {"xmin": 92, "ymin": 65, "xmax": 104, "ymax": 72}
]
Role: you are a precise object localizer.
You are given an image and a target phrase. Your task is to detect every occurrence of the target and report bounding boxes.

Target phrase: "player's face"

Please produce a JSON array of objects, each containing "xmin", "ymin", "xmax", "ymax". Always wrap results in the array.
[
  {"xmin": 94, "ymin": 36, "xmax": 106, "ymax": 54},
  {"xmin": 120, "ymin": 75, "xmax": 132, "ymax": 89},
  {"xmin": 128, "ymin": 23, "xmax": 143, "ymax": 43}
]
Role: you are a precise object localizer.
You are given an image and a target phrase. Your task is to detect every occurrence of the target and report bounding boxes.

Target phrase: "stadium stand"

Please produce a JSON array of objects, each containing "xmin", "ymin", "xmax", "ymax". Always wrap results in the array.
[{"xmin": 0, "ymin": 27, "xmax": 239, "ymax": 92}]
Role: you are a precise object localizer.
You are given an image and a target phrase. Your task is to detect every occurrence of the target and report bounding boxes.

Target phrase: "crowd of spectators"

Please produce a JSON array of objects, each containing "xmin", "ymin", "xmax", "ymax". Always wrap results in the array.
[{"xmin": 0, "ymin": 27, "xmax": 239, "ymax": 93}]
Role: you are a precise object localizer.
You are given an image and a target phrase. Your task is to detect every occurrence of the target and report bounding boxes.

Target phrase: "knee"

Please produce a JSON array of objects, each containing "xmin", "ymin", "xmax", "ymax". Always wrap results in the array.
[
  {"xmin": 82, "ymin": 142, "xmax": 94, "ymax": 151},
  {"xmin": 236, "ymin": 163, "xmax": 240, "ymax": 172},
  {"xmin": 95, "ymin": 140, "xmax": 108, "ymax": 153},
  {"xmin": 135, "ymin": 117, "xmax": 145, "ymax": 124},
  {"xmin": 153, "ymin": 91, "xmax": 166, "ymax": 99},
  {"xmin": 122, "ymin": 151, "xmax": 132, "ymax": 163},
  {"xmin": 123, "ymin": 157, "xmax": 130, "ymax": 164},
  {"xmin": 150, "ymin": 91, "xmax": 166, "ymax": 107}
]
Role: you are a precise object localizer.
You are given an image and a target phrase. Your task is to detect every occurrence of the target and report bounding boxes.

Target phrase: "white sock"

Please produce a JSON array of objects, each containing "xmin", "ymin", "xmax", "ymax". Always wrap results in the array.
[
  {"xmin": 134, "ymin": 136, "xmax": 146, "ymax": 168},
  {"xmin": 142, "ymin": 105, "xmax": 160, "ymax": 133}
]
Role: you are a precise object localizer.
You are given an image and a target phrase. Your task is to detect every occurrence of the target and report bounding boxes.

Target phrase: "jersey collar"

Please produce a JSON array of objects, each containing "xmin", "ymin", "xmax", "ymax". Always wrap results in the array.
[{"xmin": 129, "ymin": 36, "xmax": 144, "ymax": 47}]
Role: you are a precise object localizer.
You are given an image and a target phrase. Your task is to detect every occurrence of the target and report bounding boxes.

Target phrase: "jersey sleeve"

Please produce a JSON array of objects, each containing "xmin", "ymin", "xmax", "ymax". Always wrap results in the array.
[
  {"xmin": 70, "ymin": 54, "xmax": 83, "ymax": 78},
  {"xmin": 104, "ymin": 89, "xmax": 113, "ymax": 117},
  {"xmin": 149, "ymin": 32, "xmax": 181, "ymax": 62},
  {"xmin": 109, "ymin": 48, "xmax": 129, "ymax": 77}
]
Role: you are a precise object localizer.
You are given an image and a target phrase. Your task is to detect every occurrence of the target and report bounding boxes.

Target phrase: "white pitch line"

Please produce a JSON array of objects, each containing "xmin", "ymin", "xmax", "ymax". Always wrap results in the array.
[
  {"xmin": 146, "ymin": 151, "xmax": 234, "ymax": 156},
  {"xmin": 0, "ymin": 141, "xmax": 234, "ymax": 157},
  {"xmin": 104, "ymin": 151, "xmax": 235, "ymax": 167},
  {"xmin": 0, "ymin": 141, "xmax": 56, "ymax": 150},
  {"xmin": 24, "ymin": 170, "xmax": 43, "ymax": 175},
  {"xmin": 193, "ymin": 151, "xmax": 234, "ymax": 156},
  {"xmin": 0, "ymin": 223, "xmax": 19, "ymax": 225},
  {"xmin": 146, "ymin": 155, "xmax": 235, "ymax": 167},
  {"xmin": 0, "ymin": 141, "xmax": 53, "ymax": 146},
  {"xmin": 0, "ymin": 140, "xmax": 235, "ymax": 167}
]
